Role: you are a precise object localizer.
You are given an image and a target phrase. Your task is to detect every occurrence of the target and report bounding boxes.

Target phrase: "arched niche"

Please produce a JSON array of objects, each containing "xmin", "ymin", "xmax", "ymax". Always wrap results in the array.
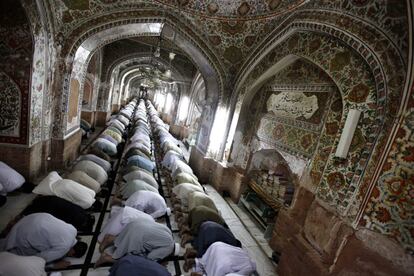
[
  {"xmin": 247, "ymin": 149, "xmax": 297, "ymax": 208},
  {"xmin": 229, "ymin": 30, "xmax": 380, "ymax": 221},
  {"xmin": 81, "ymin": 77, "xmax": 93, "ymax": 110}
]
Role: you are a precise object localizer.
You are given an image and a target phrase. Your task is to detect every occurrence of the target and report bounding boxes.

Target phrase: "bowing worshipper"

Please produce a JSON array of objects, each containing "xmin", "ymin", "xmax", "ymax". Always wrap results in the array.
[
  {"xmin": 73, "ymin": 159, "xmax": 108, "ymax": 185},
  {"xmin": 174, "ymin": 172, "xmax": 199, "ymax": 186},
  {"xmin": 171, "ymin": 183, "xmax": 204, "ymax": 206},
  {"xmin": 178, "ymin": 191, "xmax": 217, "ymax": 214},
  {"xmin": 0, "ymin": 213, "xmax": 87, "ymax": 268},
  {"xmin": 32, "ymin": 171, "xmax": 96, "ymax": 209},
  {"xmin": 126, "ymin": 154, "xmax": 155, "ymax": 173},
  {"xmin": 112, "ymin": 190, "xmax": 170, "ymax": 219},
  {"xmin": 125, "ymin": 143, "xmax": 152, "ymax": 159},
  {"xmin": 179, "ymin": 206, "xmax": 226, "ymax": 246},
  {"xmin": 109, "ymin": 255, "xmax": 171, "ymax": 276},
  {"xmin": 125, "ymin": 147, "xmax": 150, "ymax": 160},
  {"xmin": 92, "ymin": 137, "xmax": 118, "ymax": 156},
  {"xmin": 122, "ymin": 167, "xmax": 159, "ymax": 188},
  {"xmin": 161, "ymin": 149, "xmax": 184, "ymax": 169},
  {"xmin": 52, "ymin": 179, "xmax": 96, "ymax": 209},
  {"xmin": 184, "ymin": 221, "xmax": 241, "ymax": 259},
  {"xmin": 78, "ymin": 154, "xmax": 112, "ymax": 172},
  {"xmin": 101, "ymin": 134, "xmax": 119, "ymax": 146},
  {"xmin": 0, "ymin": 252, "xmax": 46, "ymax": 276},
  {"xmin": 21, "ymin": 195, "xmax": 95, "ymax": 232},
  {"xmin": 66, "ymin": 170, "xmax": 101, "ymax": 193},
  {"xmin": 98, "ymin": 206, "xmax": 154, "ymax": 252},
  {"xmin": 170, "ymin": 160, "xmax": 194, "ymax": 178},
  {"xmin": 119, "ymin": 179, "xmax": 159, "ymax": 199},
  {"xmin": 88, "ymin": 147, "xmax": 111, "ymax": 162},
  {"xmin": 94, "ymin": 220, "xmax": 180, "ymax": 267},
  {"xmin": 183, "ymin": 242, "xmax": 256, "ymax": 275},
  {"xmin": 0, "ymin": 161, "xmax": 26, "ymax": 195}
]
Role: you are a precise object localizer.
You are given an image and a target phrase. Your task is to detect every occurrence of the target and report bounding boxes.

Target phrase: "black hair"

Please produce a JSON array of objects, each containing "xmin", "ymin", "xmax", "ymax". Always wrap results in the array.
[
  {"xmin": 21, "ymin": 182, "xmax": 35, "ymax": 193},
  {"xmin": 80, "ymin": 214, "xmax": 95, "ymax": 232},
  {"xmin": 73, "ymin": 241, "xmax": 88, "ymax": 258},
  {"xmin": 0, "ymin": 195, "xmax": 7, "ymax": 207}
]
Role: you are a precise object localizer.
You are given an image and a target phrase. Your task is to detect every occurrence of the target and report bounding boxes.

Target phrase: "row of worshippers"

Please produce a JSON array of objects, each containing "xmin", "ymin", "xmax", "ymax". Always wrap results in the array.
[
  {"xmin": 93, "ymin": 99, "xmax": 178, "ymax": 275},
  {"xmin": 0, "ymin": 100, "xmax": 138, "ymax": 275},
  {"xmin": 148, "ymin": 100, "xmax": 257, "ymax": 275}
]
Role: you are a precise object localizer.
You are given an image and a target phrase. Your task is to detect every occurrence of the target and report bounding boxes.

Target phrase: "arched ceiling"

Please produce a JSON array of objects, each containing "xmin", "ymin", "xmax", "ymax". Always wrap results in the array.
[{"xmin": 152, "ymin": 0, "xmax": 306, "ymax": 20}]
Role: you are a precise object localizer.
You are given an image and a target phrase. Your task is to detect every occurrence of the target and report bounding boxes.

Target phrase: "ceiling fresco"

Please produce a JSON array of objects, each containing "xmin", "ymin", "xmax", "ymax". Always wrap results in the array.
[
  {"xmin": 152, "ymin": 0, "xmax": 306, "ymax": 20},
  {"xmin": 45, "ymin": 0, "xmax": 408, "ymax": 89}
]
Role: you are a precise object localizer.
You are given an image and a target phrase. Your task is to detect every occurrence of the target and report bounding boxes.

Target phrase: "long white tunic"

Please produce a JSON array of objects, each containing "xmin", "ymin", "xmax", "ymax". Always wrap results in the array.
[
  {"xmin": 112, "ymin": 220, "xmax": 174, "ymax": 261},
  {"xmin": 1, "ymin": 213, "xmax": 77, "ymax": 263},
  {"xmin": 52, "ymin": 179, "xmax": 96, "ymax": 209},
  {"xmin": 98, "ymin": 206, "xmax": 154, "ymax": 242},
  {"xmin": 0, "ymin": 161, "xmax": 25, "ymax": 194},
  {"xmin": 194, "ymin": 242, "xmax": 256, "ymax": 276},
  {"xmin": 0, "ymin": 252, "xmax": 46, "ymax": 276},
  {"xmin": 124, "ymin": 190, "xmax": 169, "ymax": 218}
]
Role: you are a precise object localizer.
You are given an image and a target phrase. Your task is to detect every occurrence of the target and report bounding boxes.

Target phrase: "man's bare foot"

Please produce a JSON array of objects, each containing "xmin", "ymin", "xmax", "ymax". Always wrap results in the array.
[
  {"xmin": 179, "ymin": 226, "xmax": 190, "ymax": 235},
  {"xmin": 94, "ymin": 252, "xmax": 113, "ymax": 268},
  {"xmin": 184, "ymin": 248, "xmax": 197, "ymax": 259},
  {"xmin": 53, "ymin": 260, "xmax": 71, "ymax": 269},
  {"xmin": 111, "ymin": 197, "xmax": 122, "ymax": 206},
  {"xmin": 181, "ymin": 233, "xmax": 193, "ymax": 247},
  {"xmin": 183, "ymin": 258, "xmax": 195, "ymax": 272},
  {"xmin": 99, "ymin": 235, "xmax": 115, "ymax": 252}
]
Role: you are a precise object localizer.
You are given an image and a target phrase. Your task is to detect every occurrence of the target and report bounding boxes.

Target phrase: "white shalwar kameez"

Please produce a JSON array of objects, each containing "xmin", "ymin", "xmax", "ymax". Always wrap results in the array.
[
  {"xmin": 193, "ymin": 242, "xmax": 256, "ymax": 276},
  {"xmin": 124, "ymin": 190, "xmax": 170, "ymax": 218},
  {"xmin": 98, "ymin": 206, "xmax": 154, "ymax": 242}
]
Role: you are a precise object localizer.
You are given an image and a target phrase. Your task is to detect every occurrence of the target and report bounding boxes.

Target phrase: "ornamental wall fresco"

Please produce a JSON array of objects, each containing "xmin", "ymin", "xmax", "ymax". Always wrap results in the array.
[
  {"xmin": 0, "ymin": 73, "xmax": 21, "ymax": 138},
  {"xmin": 0, "ymin": 0, "xmax": 33, "ymax": 144},
  {"xmin": 234, "ymin": 31, "xmax": 380, "ymax": 221},
  {"xmin": 361, "ymin": 84, "xmax": 414, "ymax": 252}
]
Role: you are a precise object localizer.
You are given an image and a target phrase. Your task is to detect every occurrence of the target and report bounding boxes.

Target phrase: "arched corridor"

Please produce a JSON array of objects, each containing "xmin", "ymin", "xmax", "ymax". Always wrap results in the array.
[{"xmin": 0, "ymin": 0, "xmax": 413, "ymax": 275}]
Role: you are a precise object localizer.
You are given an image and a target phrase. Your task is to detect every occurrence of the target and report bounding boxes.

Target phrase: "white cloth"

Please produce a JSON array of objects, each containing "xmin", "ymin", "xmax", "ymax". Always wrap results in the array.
[
  {"xmin": 162, "ymin": 150, "xmax": 183, "ymax": 169},
  {"xmin": 194, "ymin": 242, "xmax": 256, "ymax": 276},
  {"xmin": 123, "ymin": 170, "xmax": 158, "ymax": 189},
  {"xmin": 0, "ymin": 252, "xmax": 46, "ymax": 276},
  {"xmin": 51, "ymin": 179, "xmax": 96, "ymax": 209},
  {"xmin": 0, "ymin": 161, "xmax": 25, "ymax": 194},
  {"xmin": 73, "ymin": 160, "xmax": 108, "ymax": 185},
  {"xmin": 1, "ymin": 213, "xmax": 77, "ymax": 263},
  {"xmin": 172, "ymin": 183, "xmax": 204, "ymax": 206},
  {"xmin": 171, "ymin": 160, "xmax": 193, "ymax": 175},
  {"xmin": 125, "ymin": 190, "xmax": 169, "ymax": 218},
  {"xmin": 98, "ymin": 206, "xmax": 154, "ymax": 242}
]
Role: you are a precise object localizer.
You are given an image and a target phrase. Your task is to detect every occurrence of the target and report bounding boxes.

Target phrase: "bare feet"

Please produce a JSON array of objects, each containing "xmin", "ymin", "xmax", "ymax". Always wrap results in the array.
[
  {"xmin": 111, "ymin": 197, "xmax": 122, "ymax": 206},
  {"xmin": 184, "ymin": 248, "xmax": 197, "ymax": 259},
  {"xmin": 94, "ymin": 252, "xmax": 114, "ymax": 268},
  {"xmin": 183, "ymin": 258, "xmax": 195, "ymax": 272},
  {"xmin": 99, "ymin": 234, "xmax": 116, "ymax": 253},
  {"xmin": 181, "ymin": 233, "xmax": 193, "ymax": 247},
  {"xmin": 53, "ymin": 260, "xmax": 71, "ymax": 269},
  {"xmin": 179, "ymin": 226, "xmax": 190, "ymax": 235},
  {"xmin": 174, "ymin": 204, "xmax": 182, "ymax": 212}
]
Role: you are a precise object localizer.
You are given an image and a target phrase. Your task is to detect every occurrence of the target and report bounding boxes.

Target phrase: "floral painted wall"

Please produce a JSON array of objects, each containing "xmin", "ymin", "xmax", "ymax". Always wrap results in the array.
[
  {"xmin": 233, "ymin": 30, "xmax": 381, "ymax": 223},
  {"xmin": 0, "ymin": 0, "xmax": 33, "ymax": 144},
  {"xmin": 255, "ymin": 59, "xmax": 338, "ymax": 162},
  {"xmin": 361, "ymin": 84, "xmax": 414, "ymax": 253}
]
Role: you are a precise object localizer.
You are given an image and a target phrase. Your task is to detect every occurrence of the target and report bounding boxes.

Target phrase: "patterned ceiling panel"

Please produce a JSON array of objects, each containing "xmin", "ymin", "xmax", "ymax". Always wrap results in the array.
[{"xmin": 152, "ymin": 0, "xmax": 306, "ymax": 20}]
